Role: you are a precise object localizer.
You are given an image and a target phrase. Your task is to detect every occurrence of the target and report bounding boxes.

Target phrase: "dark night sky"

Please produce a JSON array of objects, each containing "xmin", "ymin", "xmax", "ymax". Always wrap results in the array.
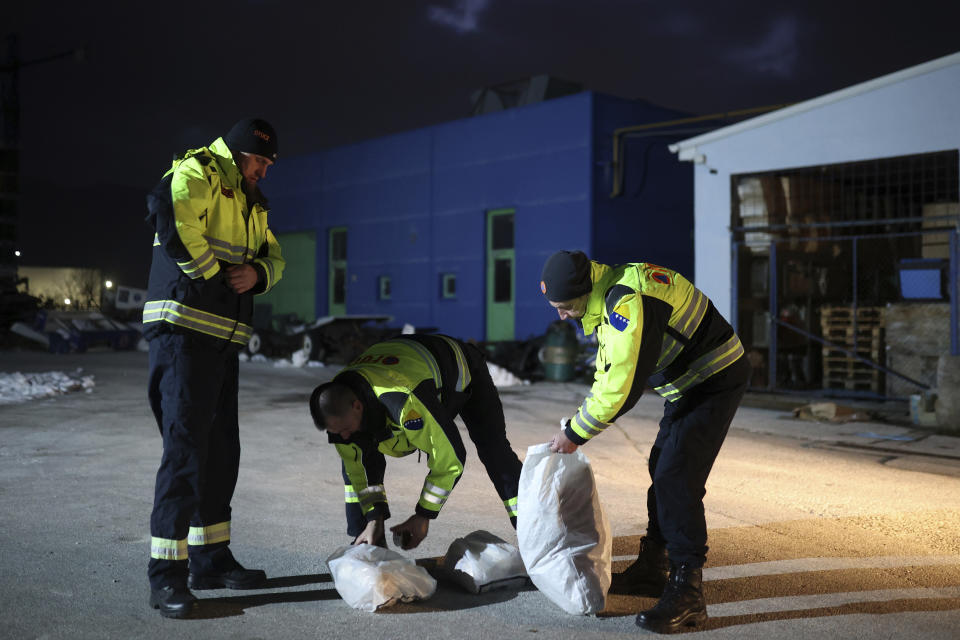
[{"xmin": 6, "ymin": 0, "xmax": 960, "ymax": 286}]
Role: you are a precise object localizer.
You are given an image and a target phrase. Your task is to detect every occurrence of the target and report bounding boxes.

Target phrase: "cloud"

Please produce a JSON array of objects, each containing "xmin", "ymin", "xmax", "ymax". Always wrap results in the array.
[
  {"xmin": 427, "ymin": 0, "xmax": 490, "ymax": 34},
  {"xmin": 727, "ymin": 14, "xmax": 800, "ymax": 77}
]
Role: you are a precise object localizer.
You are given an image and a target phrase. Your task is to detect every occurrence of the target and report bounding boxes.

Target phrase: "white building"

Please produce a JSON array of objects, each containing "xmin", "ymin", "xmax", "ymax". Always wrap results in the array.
[{"xmin": 671, "ymin": 52, "xmax": 960, "ymax": 396}]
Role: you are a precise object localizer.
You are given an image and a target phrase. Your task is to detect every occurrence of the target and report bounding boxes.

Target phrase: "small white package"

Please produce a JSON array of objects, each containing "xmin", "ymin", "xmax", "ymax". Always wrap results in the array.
[
  {"xmin": 326, "ymin": 543, "xmax": 437, "ymax": 612},
  {"xmin": 443, "ymin": 530, "xmax": 528, "ymax": 593}
]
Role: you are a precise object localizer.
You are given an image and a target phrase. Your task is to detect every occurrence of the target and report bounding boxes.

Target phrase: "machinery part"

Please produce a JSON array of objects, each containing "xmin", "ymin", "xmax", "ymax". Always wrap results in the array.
[{"xmin": 247, "ymin": 332, "xmax": 262, "ymax": 356}]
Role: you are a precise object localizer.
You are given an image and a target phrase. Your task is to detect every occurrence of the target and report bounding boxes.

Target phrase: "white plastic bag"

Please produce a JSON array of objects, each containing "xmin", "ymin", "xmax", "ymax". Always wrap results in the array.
[
  {"xmin": 326, "ymin": 544, "xmax": 437, "ymax": 612},
  {"xmin": 517, "ymin": 443, "xmax": 612, "ymax": 615},
  {"xmin": 443, "ymin": 530, "xmax": 528, "ymax": 594}
]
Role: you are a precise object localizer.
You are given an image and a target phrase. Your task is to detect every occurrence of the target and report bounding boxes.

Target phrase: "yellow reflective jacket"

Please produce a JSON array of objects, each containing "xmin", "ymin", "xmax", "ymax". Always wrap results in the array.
[
  {"xmin": 567, "ymin": 261, "xmax": 744, "ymax": 445},
  {"xmin": 143, "ymin": 137, "xmax": 284, "ymax": 346},
  {"xmin": 330, "ymin": 335, "xmax": 476, "ymax": 521}
]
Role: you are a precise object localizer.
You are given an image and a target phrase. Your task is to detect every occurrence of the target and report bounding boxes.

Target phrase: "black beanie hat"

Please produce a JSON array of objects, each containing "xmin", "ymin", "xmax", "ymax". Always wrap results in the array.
[
  {"xmin": 224, "ymin": 118, "xmax": 278, "ymax": 161},
  {"xmin": 540, "ymin": 250, "xmax": 592, "ymax": 302}
]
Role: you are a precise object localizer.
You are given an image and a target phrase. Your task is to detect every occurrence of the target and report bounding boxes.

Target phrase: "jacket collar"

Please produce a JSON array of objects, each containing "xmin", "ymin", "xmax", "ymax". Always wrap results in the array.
[
  {"xmin": 580, "ymin": 261, "xmax": 611, "ymax": 336},
  {"xmin": 211, "ymin": 136, "xmax": 270, "ymax": 209},
  {"xmin": 209, "ymin": 137, "xmax": 243, "ymax": 188}
]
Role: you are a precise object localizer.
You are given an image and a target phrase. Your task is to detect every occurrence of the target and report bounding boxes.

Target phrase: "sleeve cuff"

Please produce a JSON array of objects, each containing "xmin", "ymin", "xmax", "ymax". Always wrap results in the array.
[
  {"xmin": 564, "ymin": 423, "xmax": 589, "ymax": 446},
  {"xmin": 365, "ymin": 503, "xmax": 390, "ymax": 522},
  {"xmin": 250, "ymin": 263, "xmax": 268, "ymax": 294},
  {"xmin": 415, "ymin": 504, "xmax": 440, "ymax": 520}
]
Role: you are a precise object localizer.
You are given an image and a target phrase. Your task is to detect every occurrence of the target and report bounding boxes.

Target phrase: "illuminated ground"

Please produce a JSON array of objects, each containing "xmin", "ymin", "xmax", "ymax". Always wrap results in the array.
[{"xmin": 1, "ymin": 349, "xmax": 958, "ymax": 639}]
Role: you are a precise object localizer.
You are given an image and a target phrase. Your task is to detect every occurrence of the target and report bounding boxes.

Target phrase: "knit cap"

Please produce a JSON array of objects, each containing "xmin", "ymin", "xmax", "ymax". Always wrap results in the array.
[
  {"xmin": 224, "ymin": 118, "xmax": 278, "ymax": 161},
  {"xmin": 540, "ymin": 250, "xmax": 592, "ymax": 302}
]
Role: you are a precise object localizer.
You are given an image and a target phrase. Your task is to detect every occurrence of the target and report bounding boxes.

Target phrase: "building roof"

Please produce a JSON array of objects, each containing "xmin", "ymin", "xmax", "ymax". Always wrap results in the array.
[{"xmin": 669, "ymin": 51, "xmax": 960, "ymax": 161}]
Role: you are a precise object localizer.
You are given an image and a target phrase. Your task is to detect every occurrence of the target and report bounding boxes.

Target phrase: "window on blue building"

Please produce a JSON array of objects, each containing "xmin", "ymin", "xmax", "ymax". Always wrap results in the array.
[{"xmin": 441, "ymin": 273, "xmax": 456, "ymax": 299}]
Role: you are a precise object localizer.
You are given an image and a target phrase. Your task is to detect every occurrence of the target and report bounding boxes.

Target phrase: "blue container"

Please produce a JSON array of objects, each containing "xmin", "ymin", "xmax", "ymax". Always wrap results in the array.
[{"xmin": 898, "ymin": 258, "xmax": 945, "ymax": 300}]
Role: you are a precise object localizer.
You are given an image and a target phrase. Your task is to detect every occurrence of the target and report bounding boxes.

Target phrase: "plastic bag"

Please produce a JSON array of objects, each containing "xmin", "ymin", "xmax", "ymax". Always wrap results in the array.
[
  {"xmin": 517, "ymin": 443, "xmax": 612, "ymax": 615},
  {"xmin": 443, "ymin": 530, "xmax": 528, "ymax": 594},
  {"xmin": 326, "ymin": 543, "xmax": 437, "ymax": 612}
]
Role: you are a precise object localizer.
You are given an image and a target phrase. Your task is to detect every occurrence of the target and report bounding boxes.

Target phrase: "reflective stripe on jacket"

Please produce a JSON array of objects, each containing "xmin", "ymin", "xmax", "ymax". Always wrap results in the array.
[
  {"xmin": 143, "ymin": 137, "xmax": 284, "ymax": 346},
  {"xmin": 566, "ymin": 261, "xmax": 744, "ymax": 445},
  {"xmin": 331, "ymin": 335, "xmax": 474, "ymax": 521}
]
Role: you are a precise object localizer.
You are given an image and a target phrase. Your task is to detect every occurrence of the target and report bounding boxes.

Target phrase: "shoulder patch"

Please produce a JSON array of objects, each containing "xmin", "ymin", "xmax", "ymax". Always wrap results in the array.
[
  {"xmin": 378, "ymin": 391, "xmax": 408, "ymax": 424},
  {"xmin": 604, "ymin": 284, "xmax": 635, "ymax": 318},
  {"xmin": 610, "ymin": 304, "xmax": 630, "ymax": 331},
  {"xmin": 402, "ymin": 409, "xmax": 425, "ymax": 431}
]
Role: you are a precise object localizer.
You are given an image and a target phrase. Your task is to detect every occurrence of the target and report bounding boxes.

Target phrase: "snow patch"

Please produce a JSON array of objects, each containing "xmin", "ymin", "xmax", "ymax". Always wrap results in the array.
[
  {"xmin": 0, "ymin": 370, "xmax": 96, "ymax": 405},
  {"xmin": 487, "ymin": 362, "xmax": 529, "ymax": 388}
]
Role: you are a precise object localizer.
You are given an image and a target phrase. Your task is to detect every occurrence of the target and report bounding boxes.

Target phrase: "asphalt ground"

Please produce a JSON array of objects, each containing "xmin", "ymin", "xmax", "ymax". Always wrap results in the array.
[{"xmin": 2, "ymin": 349, "xmax": 959, "ymax": 639}]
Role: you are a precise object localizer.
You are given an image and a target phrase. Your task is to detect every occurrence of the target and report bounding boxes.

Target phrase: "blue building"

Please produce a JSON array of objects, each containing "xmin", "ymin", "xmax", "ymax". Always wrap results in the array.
[{"xmin": 264, "ymin": 90, "xmax": 693, "ymax": 343}]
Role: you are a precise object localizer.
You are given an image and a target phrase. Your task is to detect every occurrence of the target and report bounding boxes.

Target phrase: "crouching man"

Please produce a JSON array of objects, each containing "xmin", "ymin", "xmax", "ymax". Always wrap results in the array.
[{"xmin": 309, "ymin": 334, "xmax": 523, "ymax": 549}]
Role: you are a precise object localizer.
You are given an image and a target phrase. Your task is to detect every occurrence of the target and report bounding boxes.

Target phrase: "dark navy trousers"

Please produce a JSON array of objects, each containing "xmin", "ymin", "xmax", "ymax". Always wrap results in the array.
[
  {"xmin": 147, "ymin": 332, "xmax": 241, "ymax": 589},
  {"xmin": 645, "ymin": 355, "xmax": 751, "ymax": 567}
]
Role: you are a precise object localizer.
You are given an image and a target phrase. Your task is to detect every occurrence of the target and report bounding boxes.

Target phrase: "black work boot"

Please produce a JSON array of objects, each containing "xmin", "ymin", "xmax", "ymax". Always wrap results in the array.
[
  {"xmin": 188, "ymin": 551, "xmax": 266, "ymax": 590},
  {"xmin": 635, "ymin": 563, "xmax": 707, "ymax": 634},
  {"xmin": 611, "ymin": 536, "xmax": 668, "ymax": 596},
  {"xmin": 149, "ymin": 585, "xmax": 198, "ymax": 619}
]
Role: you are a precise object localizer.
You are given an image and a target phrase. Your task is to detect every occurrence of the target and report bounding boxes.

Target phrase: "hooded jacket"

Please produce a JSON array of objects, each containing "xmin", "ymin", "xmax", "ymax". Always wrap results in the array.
[{"xmin": 142, "ymin": 137, "xmax": 284, "ymax": 347}]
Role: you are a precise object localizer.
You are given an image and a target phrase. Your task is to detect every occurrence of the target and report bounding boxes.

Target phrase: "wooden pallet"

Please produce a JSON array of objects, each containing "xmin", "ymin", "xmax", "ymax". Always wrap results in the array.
[
  {"xmin": 820, "ymin": 305, "xmax": 885, "ymax": 324},
  {"xmin": 822, "ymin": 360, "xmax": 884, "ymax": 374},
  {"xmin": 822, "ymin": 348, "xmax": 882, "ymax": 360},
  {"xmin": 823, "ymin": 377, "xmax": 881, "ymax": 392},
  {"xmin": 818, "ymin": 305, "xmax": 886, "ymax": 393}
]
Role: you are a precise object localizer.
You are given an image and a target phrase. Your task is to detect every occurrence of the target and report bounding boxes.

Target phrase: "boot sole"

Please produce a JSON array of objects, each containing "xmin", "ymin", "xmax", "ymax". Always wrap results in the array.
[
  {"xmin": 188, "ymin": 575, "xmax": 265, "ymax": 590},
  {"xmin": 636, "ymin": 610, "xmax": 708, "ymax": 634},
  {"xmin": 150, "ymin": 599, "xmax": 197, "ymax": 619}
]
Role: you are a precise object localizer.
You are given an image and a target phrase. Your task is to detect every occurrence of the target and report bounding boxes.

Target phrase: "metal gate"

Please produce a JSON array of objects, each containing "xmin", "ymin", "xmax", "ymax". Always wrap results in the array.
[{"xmin": 730, "ymin": 150, "xmax": 959, "ymax": 398}]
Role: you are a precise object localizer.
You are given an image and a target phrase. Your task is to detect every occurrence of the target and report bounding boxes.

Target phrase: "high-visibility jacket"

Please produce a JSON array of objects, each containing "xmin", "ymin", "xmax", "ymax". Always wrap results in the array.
[
  {"xmin": 565, "ymin": 261, "xmax": 744, "ymax": 445},
  {"xmin": 142, "ymin": 136, "xmax": 284, "ymax": 347},
  {"xmin": 328, "ymin": 335, "xmax": 478, "ymax": 522}
]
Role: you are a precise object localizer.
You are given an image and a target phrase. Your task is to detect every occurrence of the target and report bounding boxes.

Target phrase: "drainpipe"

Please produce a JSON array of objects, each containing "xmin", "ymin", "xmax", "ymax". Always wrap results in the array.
[{"xmin": 610, "ymin": 103, "xmax": 792, "ymax": 197}]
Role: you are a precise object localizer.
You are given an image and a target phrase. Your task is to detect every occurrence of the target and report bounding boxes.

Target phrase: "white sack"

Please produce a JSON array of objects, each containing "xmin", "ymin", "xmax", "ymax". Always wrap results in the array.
[
  {"xmin": 443, "ymin": 530, "xmax": 528, "ymax": 594},
  {"xmin": 326, "ymin": 544, "xmax": 437, "ymax": 612},
  {"xmin": 517, "ymin": 443, "xmax": 612, "ymax": 615}
]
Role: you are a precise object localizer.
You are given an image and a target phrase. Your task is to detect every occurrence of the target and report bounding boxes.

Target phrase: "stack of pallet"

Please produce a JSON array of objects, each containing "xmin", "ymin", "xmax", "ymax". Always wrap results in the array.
[{"xmin": 819, "ymin": 305, "xmax": 885, "ymax": 392}]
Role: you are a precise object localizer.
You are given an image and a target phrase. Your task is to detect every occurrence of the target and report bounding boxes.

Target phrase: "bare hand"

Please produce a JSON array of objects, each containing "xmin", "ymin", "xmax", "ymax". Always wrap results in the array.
[
  {"xmin": 389, "ymin": 515, "xmax": 429, "ymax": 550},
  {"xmin": 352, "ymin": 519, "xmax": 385, "ymax": 547},
  {"xmin": 225, "ymin": 264, "xmax": 258, "ymax": 294},
  {"xmin": 549, "ymin": 423, "xmax": 579, "ymax": 454}
]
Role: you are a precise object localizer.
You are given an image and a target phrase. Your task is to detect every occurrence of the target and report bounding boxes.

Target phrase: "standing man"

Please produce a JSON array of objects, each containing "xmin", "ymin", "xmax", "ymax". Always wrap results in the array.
[
  {"xmin": 539, "ymin": 250, "xmax": 749, "ymax": 634},
  {"xmin": 143, "ymin": 118, "xmax": 285, "ymax": 618},
  {"xmin": 309, "ymin": 334, "xmax": 523, "ymax": 550}
]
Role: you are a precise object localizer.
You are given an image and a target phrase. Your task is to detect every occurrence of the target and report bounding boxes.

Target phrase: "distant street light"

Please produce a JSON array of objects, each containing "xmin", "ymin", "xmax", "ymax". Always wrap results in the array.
[
  {"xmin": 14, "ymin": 250, "xmax": 20, "ymax": 257},
  {"xmin": 64, "ymin": 298, "xmax": 71, "ymax": 306},
  {"xmin": 105, "ymin": 280, "xmax": 113, "ymax": 289}
]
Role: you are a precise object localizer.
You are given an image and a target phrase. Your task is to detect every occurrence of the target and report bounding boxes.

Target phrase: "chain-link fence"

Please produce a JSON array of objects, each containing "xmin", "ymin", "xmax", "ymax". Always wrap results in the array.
[
  {"xmin": 733, "ymin": 229, "xmax": 957, "ymax": 398},
  {"xmin": 730, "ymin": 150, "xmax": 959, "ymax": 399}
]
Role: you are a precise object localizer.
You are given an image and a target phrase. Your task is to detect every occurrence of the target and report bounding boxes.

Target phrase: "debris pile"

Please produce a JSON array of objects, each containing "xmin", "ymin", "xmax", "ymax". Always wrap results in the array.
[{"xmin": 0, "ymin": 370, "xmax": 95, "ymax": 405}]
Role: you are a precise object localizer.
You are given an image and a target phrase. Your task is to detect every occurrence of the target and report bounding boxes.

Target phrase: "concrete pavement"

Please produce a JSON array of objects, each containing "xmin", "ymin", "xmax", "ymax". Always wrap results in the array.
[{"xmin": 1, "ymin": 349, "xmax": 959, "ymax": 639}]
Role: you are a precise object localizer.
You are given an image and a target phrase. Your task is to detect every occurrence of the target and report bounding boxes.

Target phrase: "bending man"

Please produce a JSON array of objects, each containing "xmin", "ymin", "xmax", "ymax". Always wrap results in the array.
[
  {"xmin": 540, "ymin": 250, "xmax": 750, "ymax": 634},
  {"xmin": 310, "ymin": 334, "xmax": 522, "ymax": 549}
]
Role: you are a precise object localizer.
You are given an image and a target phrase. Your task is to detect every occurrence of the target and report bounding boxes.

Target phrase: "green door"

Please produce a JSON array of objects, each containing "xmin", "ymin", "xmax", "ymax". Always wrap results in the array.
[
  {"xmin": 329, "ymin": 227, "xmax": 347, "ymax": 316},
  {"xmin": 485, "ymin": 209, "xmax": 515, "ymax": 341},
  {"xmin": 257, "ymin": 231, "xmax": 316, "ymax": 323}
]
